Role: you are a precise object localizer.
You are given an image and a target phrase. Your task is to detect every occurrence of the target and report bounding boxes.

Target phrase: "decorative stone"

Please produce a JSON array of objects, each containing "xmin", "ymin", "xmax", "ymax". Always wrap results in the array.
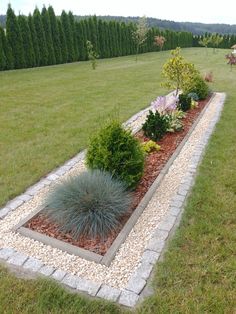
[
  {"xmin": 157, "ymin": 215, "xmax": 176, "ymax": 232},
  {"xmin": 7, "ymin": 199, "xmax": 24, "ymax": 210},
  {"xmin": 47, "ymin": 174, "xmax": 59, "ymax": 181},
  {"xmin": 126, "ymin": 275, "xmax": 146, "ymax": 294},
  {"xmin": 141, "ymin": 250, "xmax": 160, "ymax": 264},
  {"xmin": 135, "ymin": 262, "xmax": 153, "ymax": 280},
  {"xmin": 23, "ymin": 257, "xmax": 44, "ymax": 272},
  {"xmin": 76, "ymin": 277, "xmax": 101, "ymax": 296},
  {"xmin": 51, "ymin": 269, "xmax": 67, "ymax": 281},
  {"xmin": 119, "ymin": 290, "xmax": 139, "ymax": 307},
  {"xmin": 96, "ymin": 285, "xmax": 121, "ymax": 302},
  {"xmin": 39, "ymin": 265, "xmax": 55, "ymax": 277},
  {"xmin": 169, "ymin": 206, "xmax": 181, "ymax": 217},
  {"xmin": 8, "ymin": 252, "xmax": 28, "ymax": 266},
  {"xmin": 152, "ymin": 229, "xmax": 169, "ymax": 241},
  {"xmin": 17, "ymin": 194, "xmax": 32, "ymax": 202},
  {"xmin": 0, "ymin": 207, "xmax": 11, "ymax": 219},
  {"xmin": 62, "ymin": 274, "xmax": 80, "ymax": 289},
  {"xmin": 146, "ymin": 238, "xmax": 165, "ymax": 253},
  {"xmin": 0, "ymin": 247, "xmax": 15, "ymax": 260}
]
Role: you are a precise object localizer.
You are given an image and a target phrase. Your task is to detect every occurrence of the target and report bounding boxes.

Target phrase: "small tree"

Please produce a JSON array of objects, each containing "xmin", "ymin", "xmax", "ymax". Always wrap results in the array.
[
  {"xmin": 132, "ymin": 16, "xmax": 148, "ymax": 61},
  {"xmin": 226, "ymin": 53, "xmax": 236, "ymax": 71},
  {"xmin": 154, "ymin": 35, "xmax": 166, "ymax": 51},
  {"xmin": 162, "ymin": 47, "xmax": 198, "ymax": 95},
  {"xmin": 209, "ymin": 33, "xmax": 223, "ymax": 53},
  {"xmin": 198, "ymin": 36, "xmax": 211, "ymax": 54},
  {"xmin": 86, "ymin": 40, "xmax": 99, "ymax": 70}
]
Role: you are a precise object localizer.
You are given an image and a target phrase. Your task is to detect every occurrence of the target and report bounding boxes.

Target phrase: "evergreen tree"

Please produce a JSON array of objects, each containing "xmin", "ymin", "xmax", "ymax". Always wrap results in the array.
[
  {"xmin": 61, "ymin": 10, "xmax": 74, "ymax": 62},
  {"xmin": 68, "ymin": 11, "xmax": 78, "ymax": 61},
  {"xmin": 6, "ymin": 4, "xmax": 25, "ymax": 69},
  {"xmin": 57, "ymin": 19, "xmax": 68, "ymax": 63},
  {"xmin": 48, "ymin": 5, "xmax": 62, "ymax": 64},
  {"xmin": 0, "ymin": 26, "xmax": 6, "ymax": 70},
  {"xmin": 98, "ymin": 19, "xmax": 105, "ymax": 58},
  {"xmin": 18, "ymin": 15, "xmax": 35, "ymax": 67},
  {"xmin": 75, "ymin": 21, "xmax": 86, "ymax": 61},
  {"xmin": 33, "ymin": 8, "xmax": 48, "ymax": 66},
  {"xmin": 28, "ymin": 14, "xmax": 40, "ymax": 66},
  {"xmin": 0, "ymin": 26, "xmax": 14, "ymax": 70},
  {"xmin": 41, "ymin": 6, "xmax": 56, "ymax": 65}
]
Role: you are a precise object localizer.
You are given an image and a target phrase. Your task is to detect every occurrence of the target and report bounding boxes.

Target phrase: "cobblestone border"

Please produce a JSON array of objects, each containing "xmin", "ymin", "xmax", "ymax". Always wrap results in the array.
[{"xmin": 0, "ymin": 93, "xmax": 226, "ymax": 307}]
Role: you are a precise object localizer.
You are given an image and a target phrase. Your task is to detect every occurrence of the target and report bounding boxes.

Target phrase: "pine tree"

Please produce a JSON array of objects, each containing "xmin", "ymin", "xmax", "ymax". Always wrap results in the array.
[
  {"xmin": 6, "ymin": 4, "xmax": 25, "ymax": 69},
  {"xmin": 18, "ymin": 15, "xmax": 35, "ymax": 67},
  {"xmin": 48, "ymin": 5, "xmax": 62, "ymax": 64},
  {"xmin": 41, "ymin": 6, "xmax": 56, "ymax": 65},
  {"xmin": 68, "ymin": 11, "xmax": 78, "ymax": 61},
  {"xmin": 28, "ymin": 14, "xmax": 40, "ymax": 66},
  {"xmin": 33, "ymin": 8, "xmax": 48, "ymax": 66},
  {"xmin": 61, "ymin": 10, "xmax": 74, "ymax": 62},
  {"xmin": 75, "ymin": 21, "xmax": 86, "ymax": 61},
  {"xmin": 0, "ymin": 26, "xmax": 14, "ymax": 70},
  {"xmin": 98, "ymin": 19, "xmax": 105, "ymax": 58},
  {"xmin": 57, "ymin": 19, "xmax": 68, "ymax": 63},
  {"xmin": 0, "ymin": 26, "xmax": 6, "ymax": 70}
]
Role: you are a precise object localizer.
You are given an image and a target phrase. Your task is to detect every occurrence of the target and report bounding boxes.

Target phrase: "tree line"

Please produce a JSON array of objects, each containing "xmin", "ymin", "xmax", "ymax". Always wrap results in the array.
[
  {"xmin": 0, "ymin": 5, "xmax": 194, "ymax": 71},
  {"xmin": 193, "ymin": 33, "xmax": 236, "ymax": 49}
]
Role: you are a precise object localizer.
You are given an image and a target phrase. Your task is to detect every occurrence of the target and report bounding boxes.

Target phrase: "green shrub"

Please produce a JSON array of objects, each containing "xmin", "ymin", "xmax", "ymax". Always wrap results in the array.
[
  {"xmin": 184, "ymin": 75, "xmax": 209, "ymax": 100},
  {"xmin": 178, "ymin": 94, "xmax": 191, "ymax": 112},
  {"xmin": 142, "ymin": 140, "xmax": 161, "ymax": 154},
  {"xmin": 142, "ymin": 110, "xmax": 168, "ymax": 141},
  {"xmin": 44, "ymin": 170, "xmax": 132, "ymax": 239},
  {"xmin": 86, "ymin": 120, "xmax": 144, "ymax": 189}
]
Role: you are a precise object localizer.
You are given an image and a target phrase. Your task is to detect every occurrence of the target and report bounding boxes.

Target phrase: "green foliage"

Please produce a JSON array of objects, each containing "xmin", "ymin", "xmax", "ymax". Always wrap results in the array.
[
  {"xmin": 184, "ymin": 74, "xmax": 210, "ymax": 100},
  {"xmin": 0, "ymin": 26, "xmax": 6, "ymax": 70},
  {"xmin": 28, "ymin": 14, "xmax": 40, "ymax": 67},
  {"xmin": 178, "ymin": 93, "xmax": 192, "ymax": 111},
  {"xmin": 18, "ymin": 15, "xmax": 35, "ymax": 68},
  {"xmin": 142, "ymin": 110, "xmax": 169, "ymax": 141},
  {"xmin": 142, "ymin": 140, "xmax": 161, "ymax": 153},
  {"xmin": 61, "ymin": 10, "xmax": 74, "ymax": 63},
  {"xmin": 45, "ymin": 170, "xmax": 131, "ymax": 238},
  {"xmin": 48, "ymin": 6, "xmax": 62, "ymax": 64},
  {"xmin": 132, "ymin": 16, "xmax": 149, "ymax": 61},
  {"xmin": 57, "ymin": 19, "xmax": 68, "ymax": 63},
  {"xmin": 166, "ymin": 110, "xmax": 184, "ymax": 132},
  {"xmin": 86, "ymin": 120, "xmax": 144, "ymax": 189},
  {"xmin": 162, "ymin": 47, "xmax": 198, "ymax": 95},
  {"xmin": 86, "ymin": 40, "xmax": 99, "ymax": 69},
  {"xmin": 41, "ymin": 6, "xmax": 56, "ymax": 65},
  {"xmin": 33, "ymin": 8, "xmax": 48, "ymax": 66}
]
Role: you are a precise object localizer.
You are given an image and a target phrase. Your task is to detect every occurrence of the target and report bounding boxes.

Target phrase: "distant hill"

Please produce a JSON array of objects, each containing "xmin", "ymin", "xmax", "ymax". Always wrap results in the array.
[{"xmin": 1, "ymin": 14, "xmax": 236, "ymax": 35}]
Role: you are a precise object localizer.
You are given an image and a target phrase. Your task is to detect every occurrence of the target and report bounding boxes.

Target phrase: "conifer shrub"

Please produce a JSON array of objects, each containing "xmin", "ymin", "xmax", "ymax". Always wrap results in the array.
[
  {"xmin": 142, "ymin": 110, "xmax": 168, "ymax": 141},
  {"xmin": 184, "ymin": 74, "xmax": 209, "ymax": 100},
  {"xmin": 178, "ymin": 94, "xmax": 192, "ymax": 112},
  {"xmin": 86, "ymin": 121, "xmax": 144, "ymax": 189},
  {"xmin": 44, "ymin": 170, "xmax": 132, "ymax": 239}
]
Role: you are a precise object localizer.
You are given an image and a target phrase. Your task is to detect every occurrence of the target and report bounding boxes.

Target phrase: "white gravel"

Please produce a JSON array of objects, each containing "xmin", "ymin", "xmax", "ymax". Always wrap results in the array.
[{"xmin": 0, "ymin": 93, "xmax": 223, "ymax": 289}]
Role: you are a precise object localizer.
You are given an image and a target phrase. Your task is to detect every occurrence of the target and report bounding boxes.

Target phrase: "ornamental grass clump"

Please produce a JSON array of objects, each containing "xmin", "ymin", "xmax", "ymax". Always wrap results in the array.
[
  {"xmin": 44, "ymin": 170, "xmax": 132, "ymax": 239},
  {"xmin": 86, "ymin": 120, "xmax": 144, "ymax": 189}
]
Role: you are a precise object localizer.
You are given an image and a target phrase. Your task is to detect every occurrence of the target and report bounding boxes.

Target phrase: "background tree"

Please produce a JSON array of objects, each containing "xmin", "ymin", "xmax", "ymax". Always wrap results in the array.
[
  {"xmin": 198, "ymin": 36, "xmax": 211, "ymax": 53},
  {"xmin": 6, "ymin": 4, "xmax": 25, "ymax": 68},
  {"xmin": 68, "ymin": 11, "xmax": 78, "ymax": 61},
  {"xmin": 18, "ymin": 15, "xmax": 35, "ymax": 67},
  {"xmin": 33, "ymin": 8, "xmax": 48, "ymax": 66},
  {"xmin": 0, "ymin": 26, "xmax": 14, "ymax": 70},
  {"xmin": 61, "ymin": 10, "xmax": 74, "ymax": 62},
  {"xmin": 132, "ymin": 16, "xmax": 149, "ymax": 61},
  {"xmin": 0, "ymin": 26, "xmax": 6, "ymax": 70},
  {"xmin": 57, "ymin": 19, "xmax": 68, "ymax": 63},
  {"xmin": 209, "ymin": 33, "xmax": 223, "ymax": 53},
  {"xmin": 86, "ymin": 40, "xmax": 99, "ymax": 69},
  {"xmin": 48, "ymin": 6, "xmax": 62, "ymax": 64},
  {"xmin": 154, "ymin": 35, "xmax": 166, "ymax": 51},
  {"xmin": 41, "ymin": 6, "xmax": 56, "ymax": 65}
]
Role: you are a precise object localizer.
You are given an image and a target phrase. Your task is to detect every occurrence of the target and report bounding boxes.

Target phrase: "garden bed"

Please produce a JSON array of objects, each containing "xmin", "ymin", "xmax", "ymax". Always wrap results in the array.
[{"xmin": 14, "ymin": 95, "xmax": 211, "ymax": 264}]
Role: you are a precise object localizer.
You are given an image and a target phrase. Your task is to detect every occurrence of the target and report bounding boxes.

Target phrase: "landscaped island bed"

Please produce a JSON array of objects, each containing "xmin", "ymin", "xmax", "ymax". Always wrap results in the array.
[{"xmin": 24, "ymin": 96, "xmax": 210, "ymax": 256}]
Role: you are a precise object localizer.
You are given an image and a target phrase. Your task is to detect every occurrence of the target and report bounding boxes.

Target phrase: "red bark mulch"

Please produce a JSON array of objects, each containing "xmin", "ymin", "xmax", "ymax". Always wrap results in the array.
[{"xmin": 26, "ymin": 96, "xmax": 210, "ymax": 255}]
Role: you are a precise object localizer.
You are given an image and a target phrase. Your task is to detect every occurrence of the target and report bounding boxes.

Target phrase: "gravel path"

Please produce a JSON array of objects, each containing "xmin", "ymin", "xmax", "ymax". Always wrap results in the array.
[{"xmin": 0, "ymin": 93, "xmax": 225, "ymax": 290}]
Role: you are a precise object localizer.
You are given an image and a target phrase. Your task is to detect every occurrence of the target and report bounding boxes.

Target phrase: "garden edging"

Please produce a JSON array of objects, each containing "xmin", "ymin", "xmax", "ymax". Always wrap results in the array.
[{"xmin": 0, "ymin": 92, "xmax": 226, "ymax": 308}]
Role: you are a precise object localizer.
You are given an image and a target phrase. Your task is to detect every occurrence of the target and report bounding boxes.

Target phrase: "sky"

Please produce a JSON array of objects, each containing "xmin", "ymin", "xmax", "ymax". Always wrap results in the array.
[{"xmin": 1, "ymin": 0, "xmax": 235, "ymax": 25}]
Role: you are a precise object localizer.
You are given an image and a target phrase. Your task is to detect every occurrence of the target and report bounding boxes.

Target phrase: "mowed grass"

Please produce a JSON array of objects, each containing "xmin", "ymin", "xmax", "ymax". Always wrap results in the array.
[{"xmin": 0, "ymin": 48, "xmax": 236, "ymax": 313}]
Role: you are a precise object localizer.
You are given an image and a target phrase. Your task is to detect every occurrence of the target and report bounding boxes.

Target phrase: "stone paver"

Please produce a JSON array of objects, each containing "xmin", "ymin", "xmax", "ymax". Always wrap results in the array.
[
  {"xmin": 141, "ymin": 250, "xmax": 160, "ymax": 264},
  {"xmin": 0, "ymin": 207, "xmax": 11, "ymax": 219},
  {"xmin": 0, "ymin": 247, "xmax": 15, "ymax": 260},
  {"xmin": 76, "ymin": 277, "xmax": 101, "ymax": 296},
  {"xmin": 126, "ymin": 275, "xmax": 146, "ymax": 294},
  {"xmin": 51, "ymin": 269, "xmax": 67, "ymax": 281},
  {"xmin": 119, "ymin": 290, "xmax": 139, "ymax": 307},
  {"xmin": 23, "ymin": 257, "xmax": 44, "ymax": 272},
  {"xmin": 62, "ymin": 274, "xmax": 80, "ymax": 289},
  {"xmin": 8, "ymin": 252, "xmax": 28, "ymax": 266},
  {"xmin": 39, "ymin": 265, "xmax": 55, "ymax": 277},
  {"xmin": 146, "ymin": 239, "xmax": 165, "ymax": 253},
  {"xmin": 96, "ymin": 285, "xmax": 121, "ymax": 302}
]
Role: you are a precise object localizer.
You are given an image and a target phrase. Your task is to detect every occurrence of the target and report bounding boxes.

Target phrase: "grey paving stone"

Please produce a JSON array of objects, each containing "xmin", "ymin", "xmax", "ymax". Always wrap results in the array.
[
  {"xmin": 0, "ymin": 247, "xmax": 15, "ymax": 260},
  {"xmin": 0, "ymin": 207, "xmax": 11, "ymax": 219},
  {"xmin": 174, "ymin": 194, "xmax": 186, "ymax": 203},
  {"xmin": 8, "ymin": 252, "xmax": 28, "ymax": 266},
  {"xmin": 39, "ymin": 179, "xmax": 51, "ymax": 186},
  {"xmin": 23, "ymin": 257, "xmax": 44, "ymax": 272},
  {"xmin": 126, "ymin": 274, "xmax": 146, "ymax": 294},
  {"xmin": 146, "ymin": 238, "xmax": 165, "ymax": 253},
  {"xmin": 96, "ymin": 284, "xmax": 121, "ymax": 302},
  {"xmin": 7, "ymin": 199, "xmax": 24, "ymax": 210},
  {"xmin": 26, "ymin": 183, "xmax": 45, "ymax": 196},
  {"xmin": 170, "ymin": 199, "xmax": 183, "ymax": 208},
  {"xmin": 17, "ymin": 194, "xmax": 32, "ymax": 202},
  {"xmin": 62, "ymin": 274, "xmax": 80, "ymax": 289},
  {"xmin": 142, "ymin": 250, "xmax": 160, "ymax": 264},
  {"xmin": 135, "ymin": 262, "xmax": 153, "ymax": 280},
  {"xmin": 178, "ymin": 188, "xmax": 188, "ymax": 197},
  {"xmin": 169, "ymin": 206, "xmax": 181, "ymax": 217},
  {"xmin": 76, "ymin": 277, "xmax": 101, "ymax": 296},
  {"xmin": 158, "ymin": 215, "xmax": 176, "ymax": 232},
  {"xmin": 54, "ymin": 166, "xmax": 71, "ymax": 176},
  {"xmin": 47, "ymin": 174, "xmax": 59, "ymax": 181},
  {"xmin": 119, "ymin": 290, "xmax": 139, "ymax": 307},
  {"xmin": 39, "ymin": 265, "xmax": 55, "ymax": 277},
  {"xmin": 51, "ymin": 269, "xmax": 67, "ymax": 281},
  {"xmin": 152, "ymin": 229, "xmax": 169, "ymax": 241}
]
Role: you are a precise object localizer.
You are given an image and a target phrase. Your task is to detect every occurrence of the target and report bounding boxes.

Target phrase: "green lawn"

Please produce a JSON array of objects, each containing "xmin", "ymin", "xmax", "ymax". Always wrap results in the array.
[{"xmin": 0, "ymin": 48, "xmax": 236, "ymax": 313}]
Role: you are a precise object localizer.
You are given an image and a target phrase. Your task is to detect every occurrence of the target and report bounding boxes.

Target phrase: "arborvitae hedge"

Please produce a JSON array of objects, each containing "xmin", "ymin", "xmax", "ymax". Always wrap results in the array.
[{"xmin": 1, "ymin": 4, "xmax": 234, "ymax": 71}]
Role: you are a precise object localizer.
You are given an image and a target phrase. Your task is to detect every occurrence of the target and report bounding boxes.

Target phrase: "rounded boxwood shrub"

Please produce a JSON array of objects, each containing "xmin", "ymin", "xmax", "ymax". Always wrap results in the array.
[
  {"xmin": 178, "ymin": 93, "xmax": 191, "ymax": 112},
  {"xmin": 185, "ymin": 75, "xmax": 209, "ymax": 100},
  {"xmin": 86, "ymin": 120, "xmax": 144, "ymax": 189},
  {"xmin": 44, "ymin": 170, "xmax": 132, "ymax": 239}
]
